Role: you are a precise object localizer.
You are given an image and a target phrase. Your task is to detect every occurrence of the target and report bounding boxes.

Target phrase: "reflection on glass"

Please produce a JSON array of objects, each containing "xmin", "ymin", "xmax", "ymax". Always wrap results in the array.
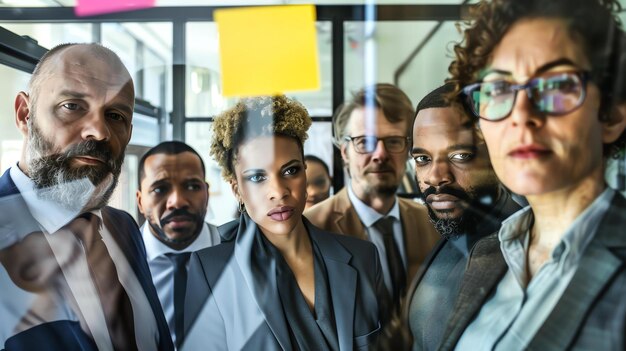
[
  {"xmin": 344, "ymin": 21, "xmax": 461, "ymax": 105},
  {"xmin": 0, "ymin": 23, "xmax": 92, "ymax": 49},
  {"xmin": 186, "ymin": 21, "xmax": 332, "ymax": 118},
  {"xmin": 185, "ymin": 122, "xmax": 238, "ymax": 225}
]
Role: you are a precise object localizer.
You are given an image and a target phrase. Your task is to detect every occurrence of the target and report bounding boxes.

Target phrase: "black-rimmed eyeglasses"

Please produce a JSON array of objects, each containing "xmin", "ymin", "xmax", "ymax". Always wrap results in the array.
[
  {"xmin": 344, "ymin": 135, "xmax": 410, "ymax": 154},
  {"xmin": 462, "ymin": 70, "xmax": 590, "ymax": 121}
]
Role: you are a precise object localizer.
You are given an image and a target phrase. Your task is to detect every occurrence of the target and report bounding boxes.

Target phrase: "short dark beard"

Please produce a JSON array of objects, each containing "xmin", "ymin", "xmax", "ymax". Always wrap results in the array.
[
  {"xmin": 26, "ymin": 118, "xmax": 124, "ymax": 210},
  {"xmin": 418, "ymin": 183, "xmax": 499, "ymax": 240},
  {"xmin": 146, "ymin": 208, "xmax": 205, "ymax": 249}
]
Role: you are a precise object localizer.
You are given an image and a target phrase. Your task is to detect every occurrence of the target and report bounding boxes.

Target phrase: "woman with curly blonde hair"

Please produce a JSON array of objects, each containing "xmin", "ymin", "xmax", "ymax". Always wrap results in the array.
[
  {"xmin": 437, "ymin": 0, "xmax": 626, "ymax": 350},
  {"xmin": 182, "ymin": 95, "xmax": 385, "ymax": 351}
]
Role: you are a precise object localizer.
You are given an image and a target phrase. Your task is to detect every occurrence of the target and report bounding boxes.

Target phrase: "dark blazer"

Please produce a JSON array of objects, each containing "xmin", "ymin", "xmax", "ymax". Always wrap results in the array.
[
  {"xmin": 305, "ymin": 188, "xmax": 440, "ymax": 284},
  {"xmin": 183, "ymin": 216, "xmax": 386, "ymax": 351},
  {"xmin": 439, "ymin": 193, "xmax": 626, "ymax": 351},
  {"xmin": 0, "ymin": 170, "xmax": 174, "ymax": 351},
  {"xmin": 402, "ymin": 192, "xmax": 521, "ymax": 350}
]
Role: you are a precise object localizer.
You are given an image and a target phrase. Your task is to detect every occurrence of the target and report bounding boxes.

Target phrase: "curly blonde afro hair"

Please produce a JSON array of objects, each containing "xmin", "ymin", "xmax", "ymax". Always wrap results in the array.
[{"xmin": 210, "ymin": 95, "xmax": 312, "ymax": 182}]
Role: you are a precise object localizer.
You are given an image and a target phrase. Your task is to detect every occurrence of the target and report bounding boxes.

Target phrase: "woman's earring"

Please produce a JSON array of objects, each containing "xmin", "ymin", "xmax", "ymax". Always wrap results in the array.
[{"xmin": 238, "ymin": 202, "xmax": 246, "ymax": 214}]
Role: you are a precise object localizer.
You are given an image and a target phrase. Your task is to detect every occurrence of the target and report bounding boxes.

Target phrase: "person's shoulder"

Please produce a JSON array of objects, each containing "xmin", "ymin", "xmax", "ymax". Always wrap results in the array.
[
  {"xmin": 304, "ymin": 189, "xmax": 352, "ymax": 225},
  {"xmin": 305, "ymin": 194, "xmax": 339, "ymax": 217},
  {"xmin": 398, "ymin": 197, "xmax": 428, "ymax": 212},
  {"xmin": 194, "ymin": 241, "xmax": 235, "ymax": 261},
  {"xmin": 102, "ymin": 206, "xmax": 138, "ymax": 225}
]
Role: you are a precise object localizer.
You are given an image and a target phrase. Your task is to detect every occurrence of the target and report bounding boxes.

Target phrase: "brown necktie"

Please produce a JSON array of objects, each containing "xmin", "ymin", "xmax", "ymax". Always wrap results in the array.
[
  {"xmin": 374, "ymin": 216, "xmax": 406, "ymax": 306},
  {"xmin": 68, "ymin": 213, "xmax": 137, "ymax": 350}
]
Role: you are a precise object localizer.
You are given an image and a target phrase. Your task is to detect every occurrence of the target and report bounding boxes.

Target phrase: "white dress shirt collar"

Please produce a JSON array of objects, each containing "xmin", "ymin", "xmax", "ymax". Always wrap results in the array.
[
  {"xmin": 347, "ymin": 181, "xmax": 400, "ymax": 227},
  {"xmin": 10, "ymin": 164, "xmax": 101, "ymax": 233},
  {"xmin": 142, "ymin": 221, "xmax": 215, "ymax": 262}
]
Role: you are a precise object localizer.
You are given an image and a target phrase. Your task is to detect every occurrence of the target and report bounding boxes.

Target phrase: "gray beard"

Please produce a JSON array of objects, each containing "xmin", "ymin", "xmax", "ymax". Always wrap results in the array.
[
  {"xmin": 25, "ymin": 118, "xmax": 122, "ymax": 211},
  {"xmin": 34, "ymin": 173, "xmax": 116, "ymax": 213}
]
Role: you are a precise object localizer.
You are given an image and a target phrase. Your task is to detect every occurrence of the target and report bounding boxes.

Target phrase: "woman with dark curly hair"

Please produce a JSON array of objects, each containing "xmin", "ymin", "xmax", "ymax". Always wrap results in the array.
[
  {"xmin": 437, "ymin": 0, "xmax": 626, "ymax": 350},
  {"xmin": 181, "ymin": 95, "xmax": 385, "ymax": 351}
]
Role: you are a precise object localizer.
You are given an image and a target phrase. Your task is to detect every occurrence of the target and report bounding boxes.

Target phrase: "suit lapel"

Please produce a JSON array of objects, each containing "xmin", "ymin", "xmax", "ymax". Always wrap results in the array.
[
  {"xmin": 439, "ymin": 234, "xmax": 508, "ymax": 351},
  {"xmin": 527, "ymin": 194, "xmax": 626, "ymax": 350},
  {"xmin": 402, "ymin": 239, "xmax": 445, "ymax": 322},
  {"xmin": 233, "ymin": 215, "xmax": 291, "ymax": 350},
  {"xmin": 309, "ymin": 223, "xmax": 357, "ymax": 351},
  {"xmin": 333, "ymin": 188, "xmax": 367, "ymax": 240},
  {"xmin": 101, "ymin": 208, "xmax": 174, "ymax": 351}
]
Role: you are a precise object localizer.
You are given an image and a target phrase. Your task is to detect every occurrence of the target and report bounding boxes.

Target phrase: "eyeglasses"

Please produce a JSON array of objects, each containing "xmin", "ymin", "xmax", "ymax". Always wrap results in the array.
[
  {"xmin": 462, "ymin": 71, "xmax": 590, "ymax": 121},
  {"xmin": 344, "ymin": 135, "xmax": 410, "ymax": 154}
]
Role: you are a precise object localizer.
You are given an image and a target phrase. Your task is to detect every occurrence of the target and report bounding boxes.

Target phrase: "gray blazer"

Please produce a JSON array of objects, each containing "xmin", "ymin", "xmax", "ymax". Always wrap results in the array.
[
  {"xmin": 182, "ymin": 216, "xmax": 385, "ymax": 351},
  {"xmin": 439, "ymin": 193, "xmax": 626, "ymax": 351}
]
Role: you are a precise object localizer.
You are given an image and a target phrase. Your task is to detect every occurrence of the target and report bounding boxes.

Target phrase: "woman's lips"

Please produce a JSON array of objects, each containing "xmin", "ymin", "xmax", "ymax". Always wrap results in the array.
[
  {"xmin": 267, "ymin": 206, "xmax": 295, "ymax": 221},
  {"xmin": 508, "ymin": 145, "xmax": 552, "ymax": 159}
]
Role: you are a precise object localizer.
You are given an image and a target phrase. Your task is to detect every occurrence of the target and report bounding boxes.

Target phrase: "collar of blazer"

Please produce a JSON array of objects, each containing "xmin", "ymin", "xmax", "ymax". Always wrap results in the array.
[
  {"xmin": 439, "ymin": 192, "xmax": 626, "ymax": 351},
  {"xmin": 232, "ymin": 213, "xmax": 358, "ymax": 351}
]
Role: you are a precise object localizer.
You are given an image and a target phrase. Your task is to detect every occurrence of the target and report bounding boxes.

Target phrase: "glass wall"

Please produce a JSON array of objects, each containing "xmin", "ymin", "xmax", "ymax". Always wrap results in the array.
[
  {"xmin": 344, "ymin": 20, "xmax": 460, "ymax": 106},
  {"xmin": 185, "ymin": 21, "xmax": 333, "ymax": 118}
]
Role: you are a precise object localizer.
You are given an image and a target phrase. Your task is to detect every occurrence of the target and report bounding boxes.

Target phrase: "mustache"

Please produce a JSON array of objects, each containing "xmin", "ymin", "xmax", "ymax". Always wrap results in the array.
[
  {"xmin": 58, "ymin": 140, "xmax": 116, "ymax": 171},
  {"xmin": 421, "ymin": 185, "xmax": 472, "ymax": 203},
  {"xmin": 365, "ymin": 164, "xmax": 394, "ymax": 173},
  {"xmin": 160, "ymin": 208, "xmax": 199, "ymax": 226}
]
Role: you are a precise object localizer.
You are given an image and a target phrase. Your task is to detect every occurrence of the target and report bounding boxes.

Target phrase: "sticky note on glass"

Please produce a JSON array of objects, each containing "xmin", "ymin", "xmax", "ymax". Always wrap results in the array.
[
  {"xmin": 215, "ymin": 5, "xmax": 320, "ymax": 97},
  {"xmin": 75, "ymin": 0, "xmax": 155, "ymax": 17}
]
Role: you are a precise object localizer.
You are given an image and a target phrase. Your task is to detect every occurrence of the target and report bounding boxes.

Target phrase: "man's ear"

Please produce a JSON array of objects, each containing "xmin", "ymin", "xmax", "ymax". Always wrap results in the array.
[
  {"xmin": 136, "ymin": 189, "xmax": 145, "ymax": 215},
  {"xmin": 340, "ymin": 143, "xmax": 349, "ymax": 164},
  {"xmin": 15, "ymin": 92, "xmax": 31, "ymax": 137},
  {"xmin": 602, "ymin": 102, "xmax": 626, "ymax": 144}
]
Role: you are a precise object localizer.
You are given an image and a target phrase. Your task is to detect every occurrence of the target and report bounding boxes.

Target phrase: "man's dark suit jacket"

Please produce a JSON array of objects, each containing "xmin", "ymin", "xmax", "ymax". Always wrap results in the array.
[
  {"xmin": 183, "ymin": 216, "xmax": 386, "ymax": 351},
  {"xmin": 0, "ymin": 170, "xmax": 174, "ymax": 351},
  {"xmin": 403, "ymin": 191, "xmax": 522, "ymax": 351},
  {"xmin": 439, "ymin": 192, "xmax": 626, "ymax": 351}
]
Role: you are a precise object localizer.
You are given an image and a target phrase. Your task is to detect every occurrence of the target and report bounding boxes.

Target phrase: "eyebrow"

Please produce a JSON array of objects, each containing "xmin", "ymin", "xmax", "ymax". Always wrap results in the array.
[
  {"xmin": 149, "ymin": 178, "xmax": 170, "ymax": 188},
  {"xmin": 479, "ymin": 58, "xmax": 581, "ymax": 80},
  {"xmin": 241, "ymin": 159, "xmax": 302, "ymax": 174},
  {"xmin": 411, "ymin": 144, "xmax": 477, "ymax": 155},
  {"xmin": 58, "ymin": 90, "xmax": 90, "ymax": 99},
  {"xmin": 109, "ymin": 102, "xmax": 134, "ymax": 116}
]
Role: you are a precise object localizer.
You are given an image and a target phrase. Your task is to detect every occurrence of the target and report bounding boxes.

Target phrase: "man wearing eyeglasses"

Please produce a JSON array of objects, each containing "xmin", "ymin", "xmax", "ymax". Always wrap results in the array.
[{"xmin": 305, "ymin": 84, "xmax": 439, "ymax": 314}]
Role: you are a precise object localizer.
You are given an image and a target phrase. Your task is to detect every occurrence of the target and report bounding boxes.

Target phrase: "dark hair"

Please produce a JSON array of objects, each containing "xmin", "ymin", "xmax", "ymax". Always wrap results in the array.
[
  {"xmin": 416, "ymin": 83, "xmax": 457, "ymax": 114},
  {"xmin": 138, "ymin": 141, "xmax": 206, "ymax": 188},
  {"xmin": 448, "ymin": 0, "xmax": 626, "ymax": 154},
  {"xmin": 304, "ymin": 155, "xmax": 330, "ymax": 177},
  {"xmin": 413, "ymin": 83, "xmax": 478, "ymax": 150},
  {"xmin": 210, "ymin": 95, "xmax": 311, "ymax": 182},
  {"xmin": 332, "ymin": 83, "xmax": 414, "ymax": 146}
]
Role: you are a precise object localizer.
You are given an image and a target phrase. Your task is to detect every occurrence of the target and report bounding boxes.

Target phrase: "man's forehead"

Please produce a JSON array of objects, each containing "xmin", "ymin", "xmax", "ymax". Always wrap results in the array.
[
  {"xmin": 347, "ymin": 107, "xmax": 405, "ymax": 134},
  {"xmin": 145, "ymin": 153, "xmax": 203, "ymax": 177},
  {"xmin": 41, "ymin": 46, "xmax": 133, "ymax": 94},
  {"xmin": 414, "ymin": 107, "xmax": 472, "ymax": 132}
]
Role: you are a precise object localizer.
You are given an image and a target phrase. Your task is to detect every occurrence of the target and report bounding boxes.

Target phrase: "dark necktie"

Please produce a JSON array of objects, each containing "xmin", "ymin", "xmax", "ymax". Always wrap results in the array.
[
  {"xmin": 168, "ymin": 252, "xmax": 191, "ymax": 348},
  {"xmin": 374, "ymin": 216, "xmax": 406, "ymax": 306},
  {"xmin": 69, "ymin": 213, "xmax": 136, "ymax": 350}
]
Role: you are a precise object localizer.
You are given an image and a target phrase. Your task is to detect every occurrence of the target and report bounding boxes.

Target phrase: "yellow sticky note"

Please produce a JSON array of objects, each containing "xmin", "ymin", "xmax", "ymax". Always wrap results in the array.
[{"xmin": 215, "ymin": 5, "xmax": 320, "ymax": 97}]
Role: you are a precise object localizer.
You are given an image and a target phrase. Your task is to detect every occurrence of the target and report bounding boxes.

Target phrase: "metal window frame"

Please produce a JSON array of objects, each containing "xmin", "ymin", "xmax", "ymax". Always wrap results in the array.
[{"xmin": 0, "ymin": 4, "xmax": 470, "ymax": 191}]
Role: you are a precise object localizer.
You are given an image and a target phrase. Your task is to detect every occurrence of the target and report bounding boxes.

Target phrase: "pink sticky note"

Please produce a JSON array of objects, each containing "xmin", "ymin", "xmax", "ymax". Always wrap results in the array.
[{"xmin": 75, "ymin": 0, "xmax": 155, "ymax": 17}]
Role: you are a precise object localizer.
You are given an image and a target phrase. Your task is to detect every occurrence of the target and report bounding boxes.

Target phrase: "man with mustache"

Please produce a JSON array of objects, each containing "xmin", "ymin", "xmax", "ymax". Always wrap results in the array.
[
  {"xmin": 0, "ymin": 43, "xmax": 173, "ymax": 350},
  {"xmin": 305, "ymin": 84, "xmax": 439, "ymax": 310},
  {"xmin": 404, "ymin": 84, "xmax": 521, "ymax": 350},
  {"xmin": 136, "ymin": 141, "xmax": 220, "ymax": 348}
]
